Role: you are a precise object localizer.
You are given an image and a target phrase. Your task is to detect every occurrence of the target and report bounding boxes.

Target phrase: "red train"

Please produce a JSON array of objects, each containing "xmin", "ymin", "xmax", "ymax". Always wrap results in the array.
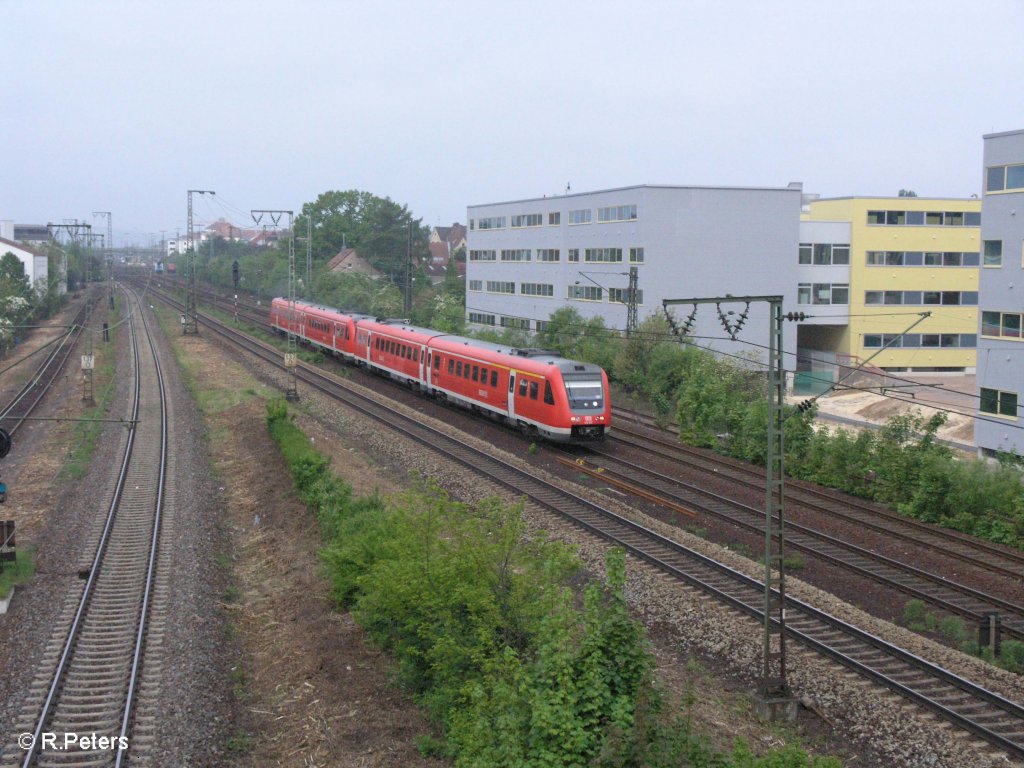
[{"xmin": 269, "ymin": 298, "xmax": 610, "ymax": 442}]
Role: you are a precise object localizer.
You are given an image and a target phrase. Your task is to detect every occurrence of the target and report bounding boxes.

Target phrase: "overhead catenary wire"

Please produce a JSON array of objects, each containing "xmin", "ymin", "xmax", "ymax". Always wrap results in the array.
[{"xmin": 462, "ymin": 303, "xmax": 1024, "ymax": 425}]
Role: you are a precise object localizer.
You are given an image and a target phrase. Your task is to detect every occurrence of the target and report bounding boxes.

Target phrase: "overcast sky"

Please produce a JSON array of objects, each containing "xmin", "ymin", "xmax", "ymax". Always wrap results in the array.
[{"xmin": 3, "ymin": 0, "xmax": 1022, "ymax": 246}]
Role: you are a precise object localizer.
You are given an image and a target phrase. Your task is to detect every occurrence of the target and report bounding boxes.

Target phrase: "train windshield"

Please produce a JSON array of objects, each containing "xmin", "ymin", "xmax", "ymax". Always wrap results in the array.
[{"xmin": 564, "ymin": 379, "xmax": 604, "ymax": 409}]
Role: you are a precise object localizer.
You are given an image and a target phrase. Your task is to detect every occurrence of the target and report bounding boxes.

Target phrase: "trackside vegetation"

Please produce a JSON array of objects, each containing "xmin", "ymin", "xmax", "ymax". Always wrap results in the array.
[
  {"xmin": 532, "ymin": 310, "xmax": 1024, "ymax": 553},
  {"xmin": 265, "ymin": 398, "xmax": 841, "ymax": 767}
]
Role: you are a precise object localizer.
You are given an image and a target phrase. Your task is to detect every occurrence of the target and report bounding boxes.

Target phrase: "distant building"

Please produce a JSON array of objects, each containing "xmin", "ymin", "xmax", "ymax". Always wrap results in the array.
[
  {"xmin": 466, "ymin": 184, "xmax": 802, "ymax": 355},
  {"xmin": 430, "ymin": 223, "xmax": 467, "ymax": 254},
  {"xmin": 0, "ymin": 236, "xmax": 51, "ymax": 293},
  {"xmin": 326, "ymin": 247, "xmax": 383, "ymax": 278},
  {"xmin": 800, "ymin": 196, "xmax": 981, "ymax": 377},
  {"xmin": 975, "ymin": 128, "xmax": 1024, "ymax": 456},
  {"xmin": 13, "ymin": 224, "xmax": 49, "ymax": 243}
]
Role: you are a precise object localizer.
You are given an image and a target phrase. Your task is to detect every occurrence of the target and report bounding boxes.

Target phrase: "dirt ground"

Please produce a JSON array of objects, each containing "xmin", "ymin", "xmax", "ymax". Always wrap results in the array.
[
  {"xmin": 177, "ymin": 337, "xmax": 445, "ymax": 767},
  {"xmin": 800, "ymin": 373, "xmax": 978, "ymax": 445}
]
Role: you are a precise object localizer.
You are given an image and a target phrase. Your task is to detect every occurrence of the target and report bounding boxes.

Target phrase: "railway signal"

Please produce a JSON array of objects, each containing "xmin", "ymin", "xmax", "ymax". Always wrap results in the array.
[{"xmin": 232, "ymin": 260, "xmax": 239, "ymax": 288}]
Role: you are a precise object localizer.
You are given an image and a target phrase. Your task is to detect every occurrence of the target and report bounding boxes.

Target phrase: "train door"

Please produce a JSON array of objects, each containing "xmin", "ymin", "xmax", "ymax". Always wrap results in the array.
[{"xmin": 507, "ymin": 372, "xmax": 516, "ymax": 418}]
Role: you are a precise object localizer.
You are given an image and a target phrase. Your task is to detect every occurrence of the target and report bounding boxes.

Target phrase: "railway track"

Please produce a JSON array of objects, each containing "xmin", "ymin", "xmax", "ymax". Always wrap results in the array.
[
  {"xmin": 611, "ymin": 408, "xmax": 1024, "ymax": 583},
  {"xmin": 0, "ymin": 300, "xmax": 89, "ymax": 437},
  {"xmin": 564, "ymin": 447, "xmax": 1024, "ymax": 643},
  {"xmin": 5, "ymin": 287, "xmax": 169, "ymax": 767},
  {"xmin": 140, "ymin": 282, "xmax": 1024, "ymax": 760}
]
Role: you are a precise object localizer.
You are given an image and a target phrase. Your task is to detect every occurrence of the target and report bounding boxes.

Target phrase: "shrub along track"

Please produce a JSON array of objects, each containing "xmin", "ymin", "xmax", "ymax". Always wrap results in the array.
[
  {"xmin": 140, "ymin": 280, "xmax": 1024, "ymax": 763},
  {"xmin": 3, "ymin": 287, "xmax": 170, "ymax": 767}
]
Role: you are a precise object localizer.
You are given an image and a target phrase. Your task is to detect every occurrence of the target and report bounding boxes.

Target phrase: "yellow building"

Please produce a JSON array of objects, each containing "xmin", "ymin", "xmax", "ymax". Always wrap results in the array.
[{"xmin": 800, "ymin": 197, "xmax": 981, "ymax": 373}]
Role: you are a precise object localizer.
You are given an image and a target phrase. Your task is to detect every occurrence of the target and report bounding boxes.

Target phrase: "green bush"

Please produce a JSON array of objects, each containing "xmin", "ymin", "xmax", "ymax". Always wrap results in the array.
[{"xmin": 264, "ymin": 400, "xmax": 841, "ymax": 767}]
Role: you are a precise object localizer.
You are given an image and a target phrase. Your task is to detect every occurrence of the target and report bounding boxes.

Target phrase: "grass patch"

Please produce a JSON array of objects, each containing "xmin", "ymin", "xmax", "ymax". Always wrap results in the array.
[
  {"xmin": 153, "ymin": 304, "xmax": 268, "ymax": 416},
  {"xmin": 60, "ymin": 317, "xmax": 118, "ymax": 480},
  {"xmin": 0, "ymin": 547, "xmax": 36, "ymax": 599},
  {"xmin": 904, "ymin": 598, "xmax": 1022, "ymax": 675}
]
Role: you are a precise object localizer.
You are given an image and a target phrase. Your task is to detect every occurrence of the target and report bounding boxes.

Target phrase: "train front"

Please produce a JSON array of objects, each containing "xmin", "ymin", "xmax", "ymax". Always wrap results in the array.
[{"xmin": 559, "ymin": 363, "xmax": 611, "ymax": 441}]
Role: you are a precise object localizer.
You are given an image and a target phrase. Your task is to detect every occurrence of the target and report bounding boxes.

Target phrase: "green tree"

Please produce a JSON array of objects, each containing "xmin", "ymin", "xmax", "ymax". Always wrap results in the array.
[{"xmin": 295, "ymin": 190, "xmax": 430, "ymax": 286}]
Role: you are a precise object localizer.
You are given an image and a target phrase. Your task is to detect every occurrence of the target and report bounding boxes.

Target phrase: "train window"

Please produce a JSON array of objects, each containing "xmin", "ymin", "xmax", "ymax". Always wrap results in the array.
[
  {"xmin": 456, "ymin": 361, "xmax": 462, "ymax": 376},
  {"xmin": 448, "ymin": 359, "xmax": 454, "ymax": 374},
  {"xmin": 464, "ymin": 364, "xmax": 471, "ymax": 379},
  {"xmin": 529, "ymin": 381, "xmax": 539, "ymax": 400},
  {"xmin": 491, "ymin": 371, "xmax": 498, "ymax": 387},
  {"xmin": 402, "ymin": 345, "xmax": 408, "ymax": 359},
  {"xmin": 414, "ymin": 349, "xmax": 419, "ymax": 363},
  {"xmin": 544, "ymin": 382, "xmax": 554, "ymax": 404},
  {"xmin": 519, "ymin": 379, "xmax": 528, "ymax": 396},
  {"xmin": 480, "ymin": 367, "xmax": 487, "ymax": 384},
  {"xmin": 472, "ymin": 366, "xmax": 479, "ymax": 382},
  {"xmin": 435, "ymin": 355, "xmax": 442, "ymax": 370}
]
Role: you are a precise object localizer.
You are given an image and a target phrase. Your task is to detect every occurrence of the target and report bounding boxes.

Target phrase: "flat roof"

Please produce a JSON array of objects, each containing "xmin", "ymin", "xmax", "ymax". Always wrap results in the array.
[
  {"xmin": 983, "ymin": 128, "xmax": 1024, "ymax": 140},
  {"xmin": 468, "ymin": 182, "xmax": 804, "ymax": 209},
  {"xmin": 809, "ymin": 195, "xmax": 979, "ymax": 203}
]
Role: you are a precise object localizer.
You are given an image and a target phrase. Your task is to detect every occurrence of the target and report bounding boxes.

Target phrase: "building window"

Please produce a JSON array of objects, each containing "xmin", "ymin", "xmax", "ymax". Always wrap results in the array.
[
  {"xmin": 584, "ymin": 247, "xmax": 623, "ymax": 263},
  {"xmin": 537, "ymin": 248, "xmax": 560, "ymax": 262},
  {"xmin": 798, "ymin": 283, "xmax": 847, "ymax": 305},
  {"xmin": 629, "ymin": 247, "xmax": 644, "ymax": 263},
  {"xmin": 568, "ymin": 285, "xmax": 602, "ymax": 301},
  {"xmin": 609, "ymin": 288, "xmax": 643, "ymax": 304},
  {"xmin": 986, "ymin": 163, "xmax": 1024, "ymax": 193},
  {"xmin": 469, "ymin": 249, "xmax": 496, "ymax": 261},
  {"xmin": 982, "ymin": 310, "xmax": 1023, "ymax": 339},
  {"xmin": 468, "ymin": 280, "xmax": 482, "ymax": 291},
  {"xmin": 500, "ymin": 316, "xmax": 530, "ymax": 330},
  {"xmin": 597, "ymin": 204, "xmax": 637, "ymax": 223},
  {"xmin": 469, "ymin": 219, "xmax": 475, "ymax": 230},
  {"xmin": 468, "ymin": 312, "xmax": 495, "ymax": 326},
  {"xmin": 486, "ymin": 281, "xmax": 515, "ymax": 294},
  {"xmin": 980, "ymin": 388, "xmax": 1018, "ymax": 418},
  {"xmin": 568, "ymin": 249, "xmax": 580, "ymax": 262},
  {"xmin": 548, "ymin": 212, "xmax": 560, "ymax": 225},
  {"xmin": 866, "ymin": 209, "xmax": 979, "ymax": 227},
  {"xmin": 500, "ymin": 249, "xmax": 531, "ymax": 262},
  {"xmin": 798, "ymin": 244, "xmax": 812, "ymax": 264},
  {"xmin": 568, "ymin": 209, "xmax": 592, "ymax": 225},
  {"xmin": 477, "ymin": 216, "xmax": 506, "ymax": 230},
  {"xmin": 984, "ymin": 240, "xmax": 1003, "ymax": 267},
  {"xmin": 520, "ymin": 282, "xmax": 554, "ymax": 297},
  {"xmin": 511, "ymin": 213, "xmax": 543, "ymax": 228}
]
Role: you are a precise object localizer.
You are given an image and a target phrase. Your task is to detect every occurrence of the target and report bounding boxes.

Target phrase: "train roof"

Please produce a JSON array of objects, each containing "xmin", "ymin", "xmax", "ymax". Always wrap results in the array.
[
  {"xmin": 272, "ymin": 297, "xmax": 372, "ymax": 320},
  {"xmin": 429, "ymin": 333, "xmax": 603, "ymax": 376}
]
